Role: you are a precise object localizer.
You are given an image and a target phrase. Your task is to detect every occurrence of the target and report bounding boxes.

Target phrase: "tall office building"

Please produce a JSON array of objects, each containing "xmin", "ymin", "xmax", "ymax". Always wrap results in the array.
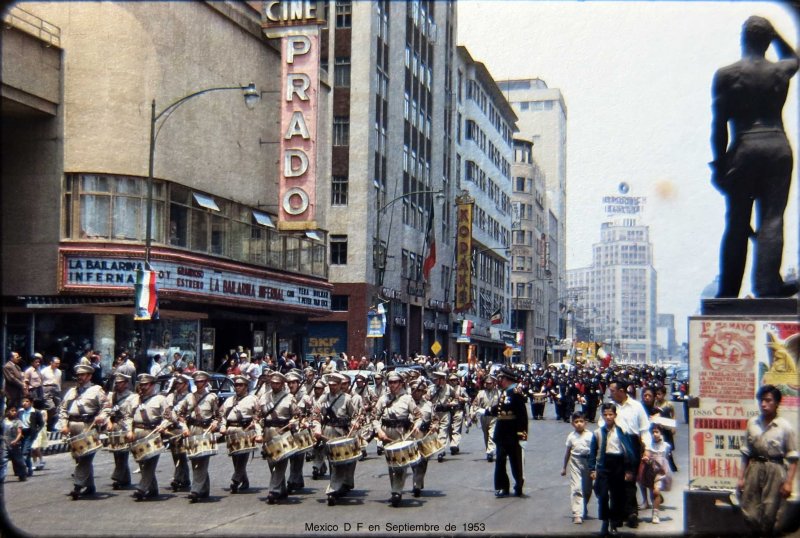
[
  {"xmin": 308, "ymin": 1, "xmax": 459, "ymax": 360},
  {"xmin": 568, "ymin": 217, "xmax": 658, "ymax": 363},
  {"xmin": 497, "ymin": 78, "xmax": 566, "ymax": 362}
]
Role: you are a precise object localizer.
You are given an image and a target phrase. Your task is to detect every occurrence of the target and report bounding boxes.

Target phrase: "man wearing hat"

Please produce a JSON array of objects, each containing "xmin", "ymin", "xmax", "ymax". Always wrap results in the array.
[
  {"xmin": 428, "ymin": 371, "xmax": 455, "ymax": 462},
  {"xmin": 493, "ymin": 367, "xmax": 528, "ymax": 497},
  {"xmin": 58, "ymin": 364, "xmax": 108, "ymax": 499},
  {"xmin": 409, "ymin": 378, "xmax": 437, "ymax": 497},
  {"xmin": 126, "ymin": 373, "xmax": 170, "ymax": 501},
  {"xmin": 447, "ymin": 374, "xmax": 469, "ymax": 456},
  {"xmin": 309, "ymin": 379, "xmax": 329, "ymax": 479},
  {"xmin": 472, "ymin": 375, "xmax": 500, "ymax": 462},
  {"xmin": 256, "ymin": 371, "xmax": 299, "ymax": 504},
  {"xmin": 373, "ymin": 371, "xmax": 422, "ymax": 506},
  {"xmin": 286, "ymin": 371, "xmax": 312, "ymax": 492},
  {"xmin": 100, "ymin": 373, "xmax": 136, "ymax": 489},
  {"xmin": 353, "ymin": 373, "xmax": 376, "ymax": 461},
  {"xmin": 220, "ymin": 374, "xmax": 261, "ymax": 495},
  {"xmin": 163, "ymin": 373, "xmax": 192, "ymax": 491},
  {"xmin": 173, "ymin": 371, "xmax": 220, "ymax": 503},
  {"xmin": 311, "ymin": 372, "xmax": 359, "ymax": 505}
]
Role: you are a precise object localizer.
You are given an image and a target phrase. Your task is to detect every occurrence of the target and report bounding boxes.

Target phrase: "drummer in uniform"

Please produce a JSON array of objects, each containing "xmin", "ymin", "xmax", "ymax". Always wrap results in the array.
[
  {"xmin": 173, "ymin": 370, "xmax": 220, "ymax": 503},
  {"xmin": 219, "ymin": 374, "xmax": 260, "ymax": 494},
  {"xmin": 309, "ymin": 379, "xmax": 329, "ymax": 480},
  {"xmin": 286, "ymin": 371, "xmax": 312, "ymax": 493},
  {"xmin": 428, "ymin": 371, "xmax": 454, "ymax": 462},
  {"xmin": 163, "ymin": 373, "xmax": 192, "ymax": 492},
  {"xmin": 447, "ymin": 374, "xmax": 469, "ymax": 456},
  {"xmin": 353, "ymin": 373, "xmax": 376, "ymax": 461},
  {"xmin": 471, "ymin": 375, "xmax": 500, "ymax": 462},
  {"xmin": 373, "ymin": 371, "xmax": 422, "ymax": 507},
  {"xmin": 100, "ymin": 373, "xmax": 136, "ymax": 489},
  {"xmin": 58, "ymin": 364, "xmax": 107, "ymax": 499},
  {"xmin": 256, "ymin": 371, "xmax": 299, "ymax": 504},
  {"xmin": 311, "ymin": 372, "xmax": 360, "ymax": 505},
  {"xmin": 125, "ymin": 373, "xmax": 170, "ymax": 501},
  {"xmin": 409, "ymin": 378, "xmax": 437, "ymax": 498}
]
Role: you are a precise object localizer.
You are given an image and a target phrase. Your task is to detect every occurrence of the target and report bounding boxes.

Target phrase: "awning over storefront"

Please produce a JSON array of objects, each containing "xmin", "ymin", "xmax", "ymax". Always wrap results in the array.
[{"xmin": 18, "ymin": 296, "xmax": 132, "ymax": 308}]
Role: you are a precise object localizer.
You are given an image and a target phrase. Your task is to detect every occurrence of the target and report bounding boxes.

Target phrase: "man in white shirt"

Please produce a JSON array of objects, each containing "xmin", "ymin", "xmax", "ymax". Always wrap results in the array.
[
  {"xmin": 608, "ymin": 379, "xmax": 652, "ymax": 529},
  {"xmin": 40, "ymin": 357, "xmax": 62, "ymax": 429}
]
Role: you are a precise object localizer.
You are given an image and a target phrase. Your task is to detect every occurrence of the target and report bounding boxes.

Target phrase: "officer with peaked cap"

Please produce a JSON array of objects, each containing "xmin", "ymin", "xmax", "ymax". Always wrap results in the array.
[
  {"xmin": 311, "ymin": 372, "xmax": 359, "ymax": 505},
  {"xmin": 163, "ymin": 373, "xmax": 192, "ymax": 491},
  {"xmin": 59, "ymin": 364, "xmax": 107, "ymax": 499},
  {"xmin": 257, "ymin": 371, "xmax": 299, "ymax": 504},
  {"xmin": 493, "ymin": 367, "xmax": 528, "ymax": 498},
  {"xmin": 220, "ymin": 374, "xmax": 260, "ymax": 494},
  {"xmin": 100, "ymin": 373, "xmax": 136, "ymax": 489},
  {"xmin": 173, "ymin": 371, "xmax": 220, "ymax": 503},
  {"xmin": 126, "ymin": 373, "xmax": 171, "ymax": 501}
]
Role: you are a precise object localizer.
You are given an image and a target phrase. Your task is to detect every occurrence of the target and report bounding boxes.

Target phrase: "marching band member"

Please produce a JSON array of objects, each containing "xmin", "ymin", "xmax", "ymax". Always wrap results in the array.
[
  {"xmin": 311, "ymin": 373, "xmax": 359, "ymax": 506},
  {"xmin": 492, "ymin": 367, "xmax": 528, "ymax": 498},
  {"xmin": 257, "ymin": 371, "xmax": 298, "ymax": 504},
  {"xmin": 472, "ymin": 375, "xmax": 500, "ymax": 462},
  {"xmin": 100, "ymin": 373, "xmax": 136, "ymax": 490},
  {"xmin": 163, "ymin": 373, "xmax": 191, "ymax": 492},
  {"xmin": 447, "ymin": 374, "xmax": 469, "ymax": 456},
  {"xmin": 173, "ymin": 370, "xmax": 220, "ymax": 503},
  {"xmin": 59, "ymin": 364, "xmax": 107, "ymax": 499},
  {"xmin": 373, "ymin": 371, "xmax": 422, "ymax": 507},
  {"xmin": 309, "ymin": 379, "xmax": 329, "ymax": 479},
  {"xmin": 428, "ymin": 371, "xmax": 454, "ymax": 462},
  {"xmin": 126, "ymin": 373, "xmax": 170, "ymax": 501},
  {"xmin": 219, "ymin": 374, "xmax": 260, "ymax": 495},
  {"xmin": 353, "ymin": 373, "xmax": 376, "ymax": 461},
  {"xmin": 372, "ymin": 372, "xmax": 387, "ymax": 455},
  {"xmin": 409, "ymin": 378, "xmax": 436, "ymax": 498},
  {"xmin": 286, "ymin": 371, "xmax": 311, "ymax": 493}
]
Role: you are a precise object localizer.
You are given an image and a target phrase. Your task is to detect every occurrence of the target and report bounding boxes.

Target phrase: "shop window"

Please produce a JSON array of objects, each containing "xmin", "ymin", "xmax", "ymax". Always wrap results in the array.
[{"xmin": 331, "ymin": 295, "xmax": 349, "ymax": 311}]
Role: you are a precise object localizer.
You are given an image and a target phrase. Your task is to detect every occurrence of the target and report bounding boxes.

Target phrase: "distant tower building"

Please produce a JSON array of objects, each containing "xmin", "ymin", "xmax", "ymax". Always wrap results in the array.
[
  {"xmin": 656, "ymin": 313, "xmax": 677, "ymax": 361},
  {"xmin": 568, "ymin": 215, "xmax": 658, "ymax": 363},
  {"xmin": 497, "ymin": 78, "xmax": 567, "ymax": 347}
]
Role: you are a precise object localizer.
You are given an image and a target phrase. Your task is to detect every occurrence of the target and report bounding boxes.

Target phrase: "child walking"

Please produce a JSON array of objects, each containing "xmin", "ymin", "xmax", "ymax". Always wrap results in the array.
[
  {"xmin": 561, "ymin": 411, "xmax": 593, "ymax": 524},
  {"xmin": 639, "ymin": 423, "xmax": 672, "ymax": 524},
  {"xmin": 2, "ymin": 407, "xmax": 27, "ymax": 482}
]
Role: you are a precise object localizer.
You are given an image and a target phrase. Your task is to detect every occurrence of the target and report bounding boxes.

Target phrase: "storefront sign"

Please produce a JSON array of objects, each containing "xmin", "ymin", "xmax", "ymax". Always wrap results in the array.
[
  {"xmin": 305, "ymin": 323, "xmax": 347, "ymax": 357},
  {"xmin": 262, "ymin": 1, "xmax": 324, "ymax": 231},
  {"xmin": 454, "ymin": 193, "xmax": 474, "ymax": 313},
  {"xmin": 61, "ymin": 253, "xmax": 330, "ymax": 313},
  {"xmin": 688, "ymin": 318, "xmax": 799, "ymax": 490}
]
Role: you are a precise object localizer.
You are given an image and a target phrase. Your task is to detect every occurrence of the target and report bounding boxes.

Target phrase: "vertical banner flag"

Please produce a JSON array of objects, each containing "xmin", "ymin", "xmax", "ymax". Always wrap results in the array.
[
  {"xmin": 457, "ymin": 319, "xmax": 474, "ymax": 343},
  {"xmin": 454, "ymin": 192, "xmax": 475, "ymax": 313},
  {"xmin": 134, "ymin": 268, "xmax": 159, "ymax": 321},
  {"xmin": 422, "ymin": 202, "xmax": 436, "ymax": 283},
  {"xmin": 490, "ymin": 306, "xmax": 502, "ymax": 325}
]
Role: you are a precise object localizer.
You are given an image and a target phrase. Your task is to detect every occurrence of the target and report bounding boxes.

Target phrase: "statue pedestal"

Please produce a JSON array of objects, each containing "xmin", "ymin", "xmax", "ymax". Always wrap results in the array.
[{"xmin": 684, "ymin": 297, "xmax": 798, "ymax": 535}]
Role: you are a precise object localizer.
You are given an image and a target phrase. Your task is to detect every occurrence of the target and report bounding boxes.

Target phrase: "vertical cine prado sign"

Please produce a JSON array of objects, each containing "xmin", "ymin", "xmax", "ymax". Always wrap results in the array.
[{"xmin": 262, "ymin": 1, "xmax": 324, "ymax": 230}]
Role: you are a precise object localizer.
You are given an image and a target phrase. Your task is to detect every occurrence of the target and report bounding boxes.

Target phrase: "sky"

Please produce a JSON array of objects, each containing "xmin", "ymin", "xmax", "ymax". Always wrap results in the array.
[{"xmin": 458, "ymin": 1, "xmax": 799, "ymax": 342}]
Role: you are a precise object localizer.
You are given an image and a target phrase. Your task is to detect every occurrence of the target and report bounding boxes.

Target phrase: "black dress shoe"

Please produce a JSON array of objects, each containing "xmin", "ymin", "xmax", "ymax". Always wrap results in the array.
[
  {"xmin": 84, "ymin": 486, "xmax": 96, "ymax": 496},
  {"xmin": 312, "ymin": 468, "xmax": 320, "ymax": 480},
  {"xmin": 327, "ymin": 494, "xmax": 336, "ymax": 506},
  {"xmin": 376, "ymin": 446, "xmax": 384, "ymax": 456},
  {"xmin": 437, "ymin": 453, "xmax": 445, "ymax": 463},
  {"xmin": 495, "ymin": 489, "xmax": 509, "ymax": 497},
  {"xmin": 68, "ymin": 486, "xmax": 81, "ymax": 500},
  {"xmin": 513, "ymin": 486, "xmax": 522, "ymax": 497},
  {"xmin": 626, "ymin": 515, "xmax": 639, "ymax": 528},
  {"xmin": 412, "ymin": 487, "xmax": 421, "ymax": 498},
  {"xmin": 360, "ymin": 449, "xmax": 367, "ymax": 461},
  {"xmin": 230, "ymin": 481, "xmax": 239, "ymax": 494},
  {"xmin": 112, "ymin": 482, "xmax": 121, "ymax": 490},
  {"xmin": 240, "ymin": 480, "xmax": 249, "ymax": 492},
  {"xmin": 486, "ymin": 454, "xmax": 494, "ymax": 462},
  {"xmin": 390, "ymin": 493, "xmax": 401, "ymax": 507},
  {"xmin": 133, "ymin": 490, "xmax": 145, "ymax": 502},
  {"xmin": 266, "ymin": 492, "xmax": 277, "ymax": 505}
]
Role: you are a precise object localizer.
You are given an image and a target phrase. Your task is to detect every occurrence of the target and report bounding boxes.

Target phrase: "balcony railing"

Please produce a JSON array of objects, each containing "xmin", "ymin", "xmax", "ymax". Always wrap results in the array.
[{"xmin": 3, "ymin": 5, "xmax": 61, "ymax": 48}]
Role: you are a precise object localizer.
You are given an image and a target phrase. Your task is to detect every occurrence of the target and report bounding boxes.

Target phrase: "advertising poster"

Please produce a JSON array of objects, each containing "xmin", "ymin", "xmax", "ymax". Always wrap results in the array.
[{"xmin": 689, "ymin": 318, "xmax": 799, "ymax": 491}]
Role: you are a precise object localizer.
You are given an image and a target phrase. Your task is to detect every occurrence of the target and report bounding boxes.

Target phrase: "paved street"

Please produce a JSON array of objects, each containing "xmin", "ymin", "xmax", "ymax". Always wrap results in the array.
[{"xmin": 2, "ymin": 406, "xmax": 688, "ymax": 537}]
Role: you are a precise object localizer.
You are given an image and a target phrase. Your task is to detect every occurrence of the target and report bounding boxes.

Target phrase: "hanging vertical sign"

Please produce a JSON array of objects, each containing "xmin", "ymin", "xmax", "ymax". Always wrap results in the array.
[
  {"xmin": 134, "ymin": 268, "xmax": 159, "ymax": 321},
  {"xmin": 454, "ymin": 192, "xmax": 474, "ymax": 313},
  {"xmin": 262, "ymin": 1, "xmax": 325, "ymax": 231}
]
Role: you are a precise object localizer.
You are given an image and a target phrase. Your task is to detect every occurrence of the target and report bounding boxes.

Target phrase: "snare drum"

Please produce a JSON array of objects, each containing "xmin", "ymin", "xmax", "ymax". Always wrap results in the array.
[
  {"xmin": 416, "ymin": 433, "xmax": 445, "ymax": 459},
  {"xmin": 68, "ymin": 429, "xmax": 103, "ymax": 458},
  {"xmin": 533, "ymin": 393, "xmax": 547, "ymax": 404},
  {"xmin": 326, "ymin": 437, "xmax": 361, "ymax": 466},
  {"xmin": 384, "ymin": 439, "xmax": 421, "ymax": 469},
  {"xmin": 130, "ymin": 432, "xmax": 165, "ymax": 462},
  {"xmin": 105, "ymin": 430, "xmax": 130, "ymax": 452},
  {"xmin": 185, "ymin": 433, "xmax": 218, "ymax": 460},
  {"xmin": 290, "ymin": 428, "xmax": 315, "ymax": 455},
  {"xmin": 262, "ymin": 432, "xmax": 297, "ymax": 463},
  {"xmin": 226, "ymin": 431, "xmax": 258, "ymax": 456}
]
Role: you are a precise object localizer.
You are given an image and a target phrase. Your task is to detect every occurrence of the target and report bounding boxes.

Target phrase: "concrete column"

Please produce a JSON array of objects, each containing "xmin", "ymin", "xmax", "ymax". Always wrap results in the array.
[{"xmin": 94, "ymin": 314, "xmax": 116, "ymax": 372}]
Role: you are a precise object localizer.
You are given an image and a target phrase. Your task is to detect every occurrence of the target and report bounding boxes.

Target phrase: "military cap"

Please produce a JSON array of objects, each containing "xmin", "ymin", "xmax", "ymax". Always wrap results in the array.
[
  {"xmin": 448, "ymin": 374, "xmax": 459, "ymax": 381},
  {"xmin": 327, "ymin": 373, "xmax": 347, "ymax": 384},
  {"xmin": 114, "ymin": 373, "xmax": 131, "ymax": 383},
  {"xmin": 313, "ymin": 380, "xmax": 326, "ymax": 389},
  {"xmin": 496, "ymin": 367, "xmax": 518, "ymax": 381},
  {"xmin": 173, "ymin": 373, "xmax": 191, "ymax": 384},
  {"xmin": 386, "ymin": 371, "xmax": 403, "ymax": 383},
  {"xmin": 286, "ymin": 372, "xmax": 302, "ymax": 382},
  {"xmin": 192, "ymin": 370, "xmax": 211, "ymax": 381},
  {"xmin": 137, "ymin": 373, "xmax": 156, "ymax": 384},
  {"xmin": 432, "ymin": 371, "xmax": 447, "ymax": 379},
  {"xmin": 231, "ymin": 375, "xmax": 249, "ymax": 385},
  {"xmin": 270, "ymin": 372, "xmax": 287, "ymax": 383},
  {"xmin": 374, "ymin": 371, "xmax": 384, "ymax": 379},
  {"xmin": 74, "ymin": 364, "xmax": 95, "ymax": 375}
]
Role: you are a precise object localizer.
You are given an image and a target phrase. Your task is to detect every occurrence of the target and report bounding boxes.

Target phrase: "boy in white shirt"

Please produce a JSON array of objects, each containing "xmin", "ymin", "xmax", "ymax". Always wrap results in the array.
[{"xmin": 562, "ymin": 411, "xmax": 594, "ymax": 524}]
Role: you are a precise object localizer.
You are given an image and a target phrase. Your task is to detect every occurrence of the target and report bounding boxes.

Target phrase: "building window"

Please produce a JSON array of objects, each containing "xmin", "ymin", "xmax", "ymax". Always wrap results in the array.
[
  {"xmin": 335, "ymin": 0, "xmax": 351, "ymax": 28},
  {"xmin": 333, "ymin": 116, "xmax": 350, "ymax": 146},
  {"xmin": 331, "ymin": 295, "xmax": 349, "ymax": 311},
  {"xmin": 334, "ymin": 56, "xmax": 351, "ymax": 87},
  {"xmin": 331, "ymin": 175, "xmax": 348, "ymax": 206},
  {"xmin": 330, "ymin": 235, "xmax": 348, "ymax": 265}
]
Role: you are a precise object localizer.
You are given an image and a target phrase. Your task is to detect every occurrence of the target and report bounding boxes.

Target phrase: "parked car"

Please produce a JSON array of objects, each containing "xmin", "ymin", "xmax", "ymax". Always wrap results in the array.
[
  {"xmin": 386, "ymin": 364, "xmax": 428, "ymax": 378},
  {"xmin": 340, "ymin": 370, "xmax": 376, "ymax": 389},
  {"xmin": 671, "ymin": 366, "xmax": 690, "ymax": 402},
  {"xmin": 157, "ymin": 372, "xmax": 236, "ymax": 405}
]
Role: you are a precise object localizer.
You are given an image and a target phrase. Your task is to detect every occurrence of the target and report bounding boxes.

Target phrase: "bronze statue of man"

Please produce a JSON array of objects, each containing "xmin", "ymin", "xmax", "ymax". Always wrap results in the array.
[{"xmin": 710, "ymin": 16, "xmax": 798, "ymax": 298}]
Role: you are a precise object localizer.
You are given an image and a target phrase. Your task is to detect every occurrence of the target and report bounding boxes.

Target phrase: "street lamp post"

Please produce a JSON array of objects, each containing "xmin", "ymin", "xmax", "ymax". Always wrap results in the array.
[{"xmin": 144, "ymin": 83, "xmax": 259, "ymax": 267}]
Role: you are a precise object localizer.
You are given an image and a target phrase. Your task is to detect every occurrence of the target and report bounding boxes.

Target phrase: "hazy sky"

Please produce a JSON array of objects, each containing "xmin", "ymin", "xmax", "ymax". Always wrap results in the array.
[{"xmin": 458, "ymin": 1, "xmax": 799, "ymax": 341}]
